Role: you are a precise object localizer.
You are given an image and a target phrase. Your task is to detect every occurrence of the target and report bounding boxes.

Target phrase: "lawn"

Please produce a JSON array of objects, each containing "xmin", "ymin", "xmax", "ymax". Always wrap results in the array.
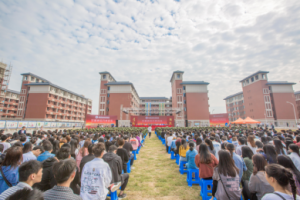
[{"xmin": 125, "ymin": 134, "xmax": 202, "ymax": 200}]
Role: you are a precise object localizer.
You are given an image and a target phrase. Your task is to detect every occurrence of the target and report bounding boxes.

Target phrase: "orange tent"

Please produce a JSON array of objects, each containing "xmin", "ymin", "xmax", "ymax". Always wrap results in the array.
[
  {"xmin": 243, "ymin": 117, "xmax": 261, "ymax": 124},
  {"xmin": 232, "ymin": 118, "xmax": 246, "ymax": 124}
]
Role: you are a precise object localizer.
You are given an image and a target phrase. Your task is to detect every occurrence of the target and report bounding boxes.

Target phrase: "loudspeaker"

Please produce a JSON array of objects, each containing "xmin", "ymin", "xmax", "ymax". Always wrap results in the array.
[
  {"xmin": 185, "ymin": 120, "xmax": 188, "ymax": 127},
  {"xmin": 116, "ymin": 120, "xmax": 118, "ymax": 127}
]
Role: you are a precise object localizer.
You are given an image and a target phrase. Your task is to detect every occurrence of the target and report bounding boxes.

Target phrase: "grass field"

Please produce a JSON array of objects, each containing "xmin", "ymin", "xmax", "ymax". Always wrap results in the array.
[{"xmin": 125, "ymin": 134, "xmax": 202, "ymax": 200}]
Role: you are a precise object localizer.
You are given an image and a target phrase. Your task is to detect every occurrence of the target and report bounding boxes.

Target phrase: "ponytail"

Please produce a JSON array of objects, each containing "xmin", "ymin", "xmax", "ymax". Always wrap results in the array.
[
  {"xmin": 189, "ymin": 142, "xmax": 194, "ymax": 151},
  {"xmin": 226, "ymin": 143, "xmax": 235, "ymax": 158}
]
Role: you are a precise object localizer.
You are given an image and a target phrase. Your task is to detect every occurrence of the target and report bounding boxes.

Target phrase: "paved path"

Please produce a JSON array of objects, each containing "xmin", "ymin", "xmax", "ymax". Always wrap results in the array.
[{"xmin": 125, "ymin": 133, "xmax": 202, "ymax": 200}]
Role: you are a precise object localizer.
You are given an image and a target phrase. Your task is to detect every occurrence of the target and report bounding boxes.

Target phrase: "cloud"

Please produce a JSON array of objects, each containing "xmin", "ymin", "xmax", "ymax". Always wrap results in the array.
[{"xmin": 0, "ymin": 0, "xmax": 299, "ymax": 115}]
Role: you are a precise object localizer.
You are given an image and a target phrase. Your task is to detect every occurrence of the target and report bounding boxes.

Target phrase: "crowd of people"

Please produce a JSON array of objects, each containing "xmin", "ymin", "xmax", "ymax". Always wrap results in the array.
[
  {"xmin": 0, "ymin": 127, "xmax": 146, "ymax": 200},
  {"xmin": 159, "ymin": 127, "xmax": 300, "ymax": 200}
]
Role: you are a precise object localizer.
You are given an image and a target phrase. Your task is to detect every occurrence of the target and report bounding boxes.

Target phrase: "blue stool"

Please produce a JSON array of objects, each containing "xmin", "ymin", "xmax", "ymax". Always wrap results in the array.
[
  {"xmin": 175, "ymin": 154, "xmax": 180, "ymax": 165},
  {"xmin": 132, "ymin": 150, "xmax": 137, "ymax": 160},
  {"xmin": 179, "ymin": 161, "xmax": 188, "ymax": 174},
  {"xmin": 170, "ymin": 151, "xmax": 175, "ymax": 160},
  {"xmin": 107, "ymin": 191, "xmax": 118, "ymax": 200},
  {"xmin": 200, "ymin": 179, "xmax": 213, "ymax": 200},
  {"xmin": 127, "ymin": 161, "xmax": 131, "ymax": 173},
  {"xmin": 162, "ymin": 139, "xmax": 165, "ymax": 145},
  {"xmin": 186, "ymin": 168, "xmax": 201, "ymax": 187},
  {"xmin": 214, "ymin": 194, "xmax": 244, "ymax": 200},
  {"xmin": 136, "ymin": 146, "xmax": 140, "ymax": 154},
  {"xmin": 158, "ymin": 136, "xmax": 161, "ymax": 140},
  {"xmin": 168, "ymin": 146, "xmax": 171, "ymax": 154}
]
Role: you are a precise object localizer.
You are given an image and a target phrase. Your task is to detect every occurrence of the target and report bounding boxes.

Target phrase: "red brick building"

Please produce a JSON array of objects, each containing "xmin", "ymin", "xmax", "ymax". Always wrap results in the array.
[
  {"xmin": 295, "ymin": 91, "xmax": 300, "ymax": 120},
  {"xmin": 17, "ymin": 73, "xmax": 92, "ymax": 122},
  {"xmin": 0, "ymin": 89, "xmax": 20, "ymax": 119},
  {"xmin": 98, "ymin": 71, "xmax": 210, "ymax": 127},
  {"xmin": 224, "ymin": 71, "xmax": 298, "ymax": 127}
]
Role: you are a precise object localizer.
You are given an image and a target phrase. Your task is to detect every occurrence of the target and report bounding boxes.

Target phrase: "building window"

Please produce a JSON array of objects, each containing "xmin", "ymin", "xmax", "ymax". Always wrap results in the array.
[
  {"xmin": 31, "ymin": 77, "xmax": 34, "ymax": 81},
  {"xmin": 103, "ymin": 75, "xmax": 106, "ymax": 79},
  {"xmin": 184, "ymin": 100, "xmax": 186, "ymax": 104},
  {"xmin": 266, "ymin": 110, "xmax": 273, "ymax": 117},
  {"xmin": 265, "ymin": 103, "xmax": 272, "ymax": 110},
  {"xmin": 107, "ymin": 86, "xmax": 110, "ymax": 91},
  {"xmin": 184, "ymin": 107, "xmax": 186, "ymax": 111},
  {"xmin": 107, "ymin": 94, "xmax": 110, "ymax": 97},
  {"xmin": 107, "ymin": 100, "xmax": 109, "ymax": 104},
  {"xmin": 251, "ymin": 77, "xmax": 254, "ymax": 82},
  {"xmin": 263, "ymin": 88, "xmax": 269, "ymax": 94},
  {"xmin": 177, "ymin": 96, "xmax": 183, "ymax": 102},
  {"xmin": 177, "ymin": 74, "xmax": 180, "ymax": 78},
  {"xmin": 183, "ymin": 86, "xmax": 186, "ymax": 90},
  {"xmin": 177, "ymin": 88, "xmax": 182, "ymax": 94},
  {"xmin": 246, "ymin": 79, "xmax": 249, "ymax": 83},
  {"xmin": 36, "ymin": 79, "xmax": 39, "ymax": 83},
  {"xmin": 262, "ymin": 74, "xmax": 265, "ymax": 79},
  {"xmin": 264, "ymin": 95, "xmax": 270, "ymax": 102},
  {"xmin": 255, "ymin": 75, "xmax": 259, "ymax": 80},
  {"xmin": 183, "ymin": 93, "xmax": 186, "ymax": 97},
  {"xmin": 24, "ymin": 76, "xmax": 28, "ymax": 80}
]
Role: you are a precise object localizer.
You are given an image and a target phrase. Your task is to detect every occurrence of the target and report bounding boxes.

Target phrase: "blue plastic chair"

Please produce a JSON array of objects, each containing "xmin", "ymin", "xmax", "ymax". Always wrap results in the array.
[
  {"xmin": 179, "ymin": 160, "xmax": 188, "ymax": 174},
  {"xmin": 132, "ymin": 150, "xmax": 137, "ymax": 160},
  {"xmin": 107, "ymin": 191, "xmax": 118, "ymax": 200},
  {"xmin": 175, "ymin": 154, "xmax": 180, "ymax": 165},
  {"xmin": 162, "ymin": 139, "xmax": 165, "ymax": 145},
  {"xmin": 127, "ymin": 161, "xmax": 131, "ymax": 173},
  {"xmin": 186, "ymin": 168, "xmax": 201, "ymax": 187},
  {"xmin": 200, "ymin": 179, "xmax": 213, "ymax": 200},
  {"xmin": 136, "ymin": 146, "xmax": 140, "ymax": 154},
  {"xmin": 168, "ymin": 146, "xmax": 171, "ymax": 154},
  {"xmin": 170, "ymin": 151, "xmax": 176, "ymax": 160}
]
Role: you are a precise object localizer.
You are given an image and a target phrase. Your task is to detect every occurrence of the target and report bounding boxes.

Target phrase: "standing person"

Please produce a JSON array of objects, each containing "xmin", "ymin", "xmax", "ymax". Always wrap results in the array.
[
  {"xmin": 212, "ymin": 150, "xmax": 241, "ymax": 200},
  {"xmin": 195, "ymin": 144, "xmax": 218, "ymax": 179},
  {"xmin": 0, "ymin": 160, "xmax": 43, "ymax": 199},
  {"xmin": 226, "ymin": 143, "xmax": 247, "ymax": 183},
  {"xmin": 247, "ymin": 154, "xmax": 274, "ymax": 200},
  {"xmin": 18, "ymin": 126, "xmax": 26, "ymax": 135},
  {"xmin": 289, "ymin": 144, "xmax": 300, "ymax": 172},
  {"xmin": 236, "ymin": 137, "xmax": 246, "ymax": 156},
  {"xmin": 262, "ymin": 164, "xmax": 300, "ymax": 200},
  {"xmin": 148, "ymin": 126, "xmax": 152, "ymax": 138},
  {"xmin": 37, "ymin": 142, "xmax": 55, "ymax": 162},
  {"xmin": 0, "ymin": 135, "xmax": 11, "ymax": 152},
  {"xmin": 116, "ymin": 138, "xmax": 129, "ymax": 173},
  {"xmin": 76, "ymin": 140, "xmax": 91, "ymax": 171},
  {"xmin": 22, "ymin": 144, "xmax": 42, "ymax": 163},
  {"xmin": 0, "ymin": 146, "xmax": 23, "ymax": 193},
  {"xmin": 247, "ymin": 136, "xmax": 257, "ymax": 155},
  {"xmin": 43, "ymin": 159, "xmax": 82, "ymax": 200},
  {"xmin": 186, "ymin": 143, "xmax": 198, "ymax": 169},
  {"xmin": 241, "ymin": 146, "xmax": 254, "ymax": 182},
  {"xmin": 103, "ymin": 145, "xmax": 129, "ymax": 199},
  {"xmin": 273, "ymin": 139, "xmax": 286, "ymax": 155},
  {"xmin": 79, "ymin": 144, "xmax": 95, "ymax": 175}
]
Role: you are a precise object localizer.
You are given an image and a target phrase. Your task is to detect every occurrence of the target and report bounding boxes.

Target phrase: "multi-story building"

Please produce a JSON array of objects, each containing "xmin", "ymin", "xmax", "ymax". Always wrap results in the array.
[
  {"xmin": 0, "ymin": 62, "xmax": 13, "ymax": 119},
  {"xmin": 224, "ymin": 92, "xmax": 245, "ymax": 122},
  {"xmin": 0, "ymin": 89, "xmax": 20, "ymax": 119},
  {"xmin": 295, "ymin": 91, "xmax": 300, "ymax": 120},
  {"xmin": 16, "ymin": 73, "xmax": 92, "ymax": 122},
  {"xmin": 224, "ymin": 71, "xmax": 298, "ymax": 127},
  {"xmin": 98, "ymin": 70, "xmax": 210, "ymax": 127}
]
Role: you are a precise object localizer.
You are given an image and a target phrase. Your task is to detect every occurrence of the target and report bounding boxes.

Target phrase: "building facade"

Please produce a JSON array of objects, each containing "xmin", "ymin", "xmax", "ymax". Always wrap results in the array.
[
  {"xmin": 224, "ymin": 71, "xmax": 298, "ymax": 127},
  {"xmin": 0, "ymin": 89, "xmax": 20, "ymax": 119},
  {"xmin": 98, "ymin": 71, "xmax": 210, "ymax": 127},
  {"xmin": 295, "ymin": 91, "xmax": 300, "ymax": 120},
  {"xmin": 17, "ymin": 73, "xmax": 92, "ymax": 122}
]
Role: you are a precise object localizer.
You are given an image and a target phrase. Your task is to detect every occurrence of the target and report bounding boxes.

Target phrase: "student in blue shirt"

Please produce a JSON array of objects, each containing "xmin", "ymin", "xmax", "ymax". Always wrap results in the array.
[
  {"xmin": 186, "ymin": 142, "xmax": 198, "ymax": 169},
  {"xmin": 37, "ymin": 142, "xmax": 55, "ymax": 162}
]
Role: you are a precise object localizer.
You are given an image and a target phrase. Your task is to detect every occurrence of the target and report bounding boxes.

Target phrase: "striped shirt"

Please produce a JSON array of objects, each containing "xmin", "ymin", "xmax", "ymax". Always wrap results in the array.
[
  {"xmin": 44, "ymin": 185, "xmax": 82, "ymax": 200},
  {"xmin": 0, "ymin": 182, "xmax": 32, "ymax": 199}
]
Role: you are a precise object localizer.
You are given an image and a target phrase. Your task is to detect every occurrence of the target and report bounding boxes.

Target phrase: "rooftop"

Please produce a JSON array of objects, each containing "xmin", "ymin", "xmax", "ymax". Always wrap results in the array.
[
  {"xmin": 140, "ymin": 97, "xmax": 169, "ymax": 100},
  {"xmin": 6, "ymin": 89, "xmax": 20, "ymax": 94},
  {"xmin": 266, "ymin": 81, "xmax": 296, "ymax": 85},
  {"xmin": 104, "ymin": 81, "xmax": 139, "ymax": 97},
  {"xmin": 223, "ymin": 91, "xmax": 243, "ymax": 100},
  {"xmin": 180, "ymin": 81, "xmax": 209, "ymax": 85},
  {"xmin": 295, "ymin": 91, "xmax": 300, "ymax": 95},
  {"xmin": 99, "ymin": 71, "xmax": 116, "ymax": 82},
  {"xmin": 239, "ymin": 71, "xmax": 269, "ymax": 82},
  {"xmin": 170, "ymin": 70, "xmax": 184, "ymax": 82},
  {"xmin": 24, "ymin": 82, "xmax": 88, "ymax": 99},
  {"xmin": 21, "ymin": 72, "xmax": 51, "ymax": 83}
]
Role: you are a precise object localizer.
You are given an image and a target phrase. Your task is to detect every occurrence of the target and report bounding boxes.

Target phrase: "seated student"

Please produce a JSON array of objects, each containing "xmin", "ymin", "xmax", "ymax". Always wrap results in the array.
[
  {"xmin": 0, "ymin": 160, "xmax": 43, "ymax": 199},
  {"xmin": 103, "ymin": 145, "xmax": 129, "ymax": 199},
  {"xmin": 226, "ymin": 143, "xmax": 247, "ymax": 183},
  {"xmin": 37, "ymin": 142, "xmax": 55, "ymax": 162},
  {"xmin": 179, "ymin": 140, "xmax": 189, "ymax": 162},
  {"xmin": 130, "ymin": 134, "xmax": 139, "ymax": 151},
  {"xmin": 262, "ymin": 164, "xmax": 300, "ymax": 200},
  {"xmin": 186, "ymin": 143, "xmax": 198, "ymax": 169},
  {"xmin": 212, "ymin": 150, "xmax": 241, "ymax": 200},
  {"xmin": 6, "ymin": 188, "xmax": 44, "ymax": 200},
  {"xmin": 236, "ymin": 137, "xmax": 246, "ymax": 156},
  {"xmin": 288, "ymin": 144, "xmax": 300, "ymax": 172},
  {"xmin": 123, "ymin": 136, "xmax": 134, "ymax": 166},
  {"xmin": 81, "ymin": 143, "xmax": 119, "ymax": 200},
  {"xmin": 166, "ymin": 133, "xmax": 173, "ymax": 153},
  {"xmin": 116, "ymin": 138, "xmax": 129, "ymax": 173},
  {"xmin": 22, "ymin": 143, "xmax": 42, "ymax": 163},
  {"xmin": 195, "ymin": 144, "xmax": 218, "ymax": 179},
  {"xmin": 0, "ymin": 146, "xmax": 23, "ymax": 194},
  {"xmin": 43, "ymin": 159, "xmax": 81, "ymax": 200},
  {"xmin": 247, "ymin": 154, "xmax": 274, "ymax": 200},
  {"xmin": 241, "ymin": 146, "xmax": 254, "ymax": 182}
]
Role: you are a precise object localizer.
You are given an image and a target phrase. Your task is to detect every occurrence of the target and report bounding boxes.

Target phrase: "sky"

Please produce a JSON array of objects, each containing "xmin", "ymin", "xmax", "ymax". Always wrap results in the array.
[{"xmin": 0, "ymin": 0, "xmax": 300, "ymax": 115}]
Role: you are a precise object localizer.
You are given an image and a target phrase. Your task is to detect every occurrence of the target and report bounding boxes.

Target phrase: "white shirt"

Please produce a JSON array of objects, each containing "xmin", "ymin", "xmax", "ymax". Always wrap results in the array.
[
  {"xmin": 0, "ymin": 142, "xmax": 11, "ymax": 152},
  {"xmin": 167, "ymin": 136, "xmax": 173, "ymax": 147},
  {"xmin": 22, "ymin": 151, "xmax": 37, "ymax": 163},
  {"xmin": 289, "ymin": 152, "xmax": 300, "ymax": 172},
  {"xmin": 262, "ymin": 192, "xmax": 300, "ymax": 200},
  {"xmin": 212, "ymin": 141, "xmax": 221, "ymax": 160},
  {"xmin": 148, "ymin": 127, "xmax": 152, "ymax": 132}
]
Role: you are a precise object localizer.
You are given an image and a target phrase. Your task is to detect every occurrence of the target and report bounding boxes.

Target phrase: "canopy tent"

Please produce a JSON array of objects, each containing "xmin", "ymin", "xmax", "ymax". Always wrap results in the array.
[
  {"xmin": 243, "ymin": 117, "xmax": 261, "ymax": 124},
  {"xmin": 231, "ymin": 118, "xmax": 246, "ymax": 124}
]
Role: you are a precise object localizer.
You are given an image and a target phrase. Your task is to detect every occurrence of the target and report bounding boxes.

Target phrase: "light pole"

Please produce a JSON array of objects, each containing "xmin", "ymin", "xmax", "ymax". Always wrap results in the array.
[{"xmin": 287, "ymin": 101, "xmax": 298, "ymax": 126}]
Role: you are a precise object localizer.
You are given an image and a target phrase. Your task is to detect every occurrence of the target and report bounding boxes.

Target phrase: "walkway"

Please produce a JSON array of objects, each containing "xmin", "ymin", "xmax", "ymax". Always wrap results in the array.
[{"xmin": 126, "ymin": 134, "xmax": 202, "ymax": 200}]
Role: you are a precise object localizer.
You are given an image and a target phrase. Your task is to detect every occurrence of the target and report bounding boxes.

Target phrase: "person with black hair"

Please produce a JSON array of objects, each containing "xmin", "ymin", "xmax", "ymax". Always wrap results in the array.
[
  {"xmin": 116, "ymin": 138, "xmax": 129, "ymax": 173},
  {"xmin": 277, "ymin": 155, "xmax": 300, "ymax": 195},
  {"xmin": 262, "ymin": 144, "xmax": 278, "ymax": 164},
  {"xmin": 0, "ymin": 135, "xmax": 11, "ymax": 152},
  {"xmin": 273, "ymin": 139, "xmax": 286, "ymax": 155},
  {"xmin": 22, "ymin": 143, "xmax": 42, "ymax": 163},
  {"xmin": 44, "ymin": 159, "xmax": 81, "ymax": 200},
  {"xmin": 37, "ymin": 142, "xmax": 55, "ymax": 162},
  {"xmin": 262, "ymin": 164, "xmax": 300, "ymax": 200},
  {"xmin": 80, "ymin": 144, "xmax": 95, "ymax": 175},
  {"xmin": 103, "ymin": 145, "xmax": 129, "ymax": 199},
  {"xmin": 241, "ymin": 146, "xmax": 254, "ymax": 182},
  {"xmin": 186, "ymin": 142, "xmax": 198, "ymax": 169},
  {"xmin": 288, "ymin": 144, "xmax": 300, "ymax": 172},
  {"xmin": 236, "ymin": 137, "xmax": 246, "ymax": 156},
  {"xmin": 123, "ymin": 135, "xmax": 134, "ymax": 166},
  {"xmin": 195, "ymin": 144, "xmax": 218, "ymax": 179},
  {"xmin": 0, "ymin": 160, "xmax": 42, "ymax": 199},
  {"xmin": 6, "ymin": 188, "xmax": 44, "ymax": 200}
]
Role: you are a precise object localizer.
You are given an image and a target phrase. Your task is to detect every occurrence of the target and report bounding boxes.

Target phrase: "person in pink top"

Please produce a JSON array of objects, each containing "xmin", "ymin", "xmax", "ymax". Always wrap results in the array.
[
  {"xmin": 130, "ymin": 134, "xmax": 139, "ymax": 150},
  {"xmin": 76, "ymin": 140, "xmax": 91, "ymax": 171}
]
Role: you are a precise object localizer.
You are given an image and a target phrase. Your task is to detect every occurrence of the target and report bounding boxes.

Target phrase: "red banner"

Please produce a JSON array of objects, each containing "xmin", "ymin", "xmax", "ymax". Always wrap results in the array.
[
  {"xmin": 209, "ymin": 113, "xmax": 229, "ymax": 127},
  {"xmin": 86, "ymin": 115, "xmax": 117, "ymax": 128},
  {"xmin": 130, "ymin": 116, "xmax": 174, "ymax": 127}
]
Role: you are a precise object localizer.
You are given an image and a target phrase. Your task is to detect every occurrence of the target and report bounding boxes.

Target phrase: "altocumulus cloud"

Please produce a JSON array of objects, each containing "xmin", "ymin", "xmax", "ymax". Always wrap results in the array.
[{"xmin": 0, "ymin": 0, "xmax": 300, "ymax": 114}]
